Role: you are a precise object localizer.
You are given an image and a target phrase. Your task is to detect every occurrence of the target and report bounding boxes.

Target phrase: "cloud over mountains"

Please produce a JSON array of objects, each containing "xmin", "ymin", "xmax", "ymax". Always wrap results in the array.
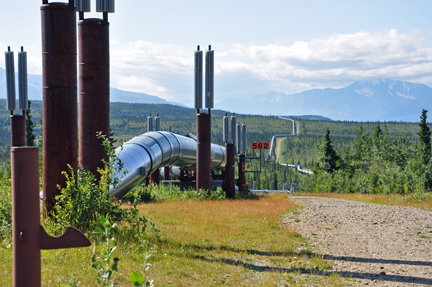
[{"xmin": 1, "ymin": 29, "xmax": 431, "ymax": 107}]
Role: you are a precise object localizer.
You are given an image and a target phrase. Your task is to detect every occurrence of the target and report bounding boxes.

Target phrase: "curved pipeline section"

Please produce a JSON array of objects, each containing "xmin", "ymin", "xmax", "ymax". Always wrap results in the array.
[
  {"xmin": 109, "ymin": 131, "xmax": 225, "ymax": 198},
  {"xmin": 268, "ymin": 116, "xmax": 297, "ymax": 159}
]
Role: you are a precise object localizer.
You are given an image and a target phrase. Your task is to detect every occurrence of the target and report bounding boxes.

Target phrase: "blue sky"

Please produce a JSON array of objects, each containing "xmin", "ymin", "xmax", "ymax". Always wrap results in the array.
[{"xmin": 2, "ymin": 0, "xmax": 432, "ymax": 106}]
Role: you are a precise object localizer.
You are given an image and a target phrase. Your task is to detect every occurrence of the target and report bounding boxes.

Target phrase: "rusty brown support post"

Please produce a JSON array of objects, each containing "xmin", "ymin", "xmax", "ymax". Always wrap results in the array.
[
  {"xmin": 10, "ymin": 115, "xmax": 26, "ymax": 147},
  {"xmin": 11, "ymin": 146, "xmax": 91, "ymax": 287},
  {"xmin": 150, "ymin": 170, "xmax": 160, "ymax": 185},
  {"xmin": 225, "ymin": 142, "xmax": 235, "ymax": 199},
  {"xmin": 78, "ymin": 18, "xmax": 110, "ymax": 178},
  {"xmin": 163, "ymin": 166, "xmax": 170, "ymax": 180},
  {"xmin": 196, "ymin": 113, "xmax": 211, "ymax": 194},
  {"xmin": 237, "ymin": 153, "xmax": 246, "ymax": 187},
  {"xmin": 41, "ymin": 2, "xmax": 77, "ymax": 213},
  {"xmin": 12, "ymin": 147, "xmax": 41, "ymax": 286}
]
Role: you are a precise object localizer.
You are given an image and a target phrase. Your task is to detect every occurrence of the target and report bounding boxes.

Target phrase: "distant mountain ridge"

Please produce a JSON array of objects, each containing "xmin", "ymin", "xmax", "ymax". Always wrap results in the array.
[
  {"xmin": 1, "ymin": 66, "xmax": 431, "ymax": 122},
  {"xmin": 218, "ymin": 79, "xmax": 432, "ymax": 122},
  {"xmin": 0, "ymin": 67, "xmax": 183, "ymax": 106}
]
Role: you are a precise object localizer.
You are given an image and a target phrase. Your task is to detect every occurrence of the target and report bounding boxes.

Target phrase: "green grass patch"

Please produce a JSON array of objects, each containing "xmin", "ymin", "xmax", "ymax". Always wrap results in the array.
[{"xmin": 1, "ymin": 193, "xmax": 354, "ymax": 286}]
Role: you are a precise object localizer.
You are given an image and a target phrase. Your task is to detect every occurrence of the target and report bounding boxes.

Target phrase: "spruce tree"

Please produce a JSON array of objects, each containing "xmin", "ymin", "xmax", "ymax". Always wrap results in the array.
[
  {"xmin": 315, "ymin": 128, "xmax": 339, "ymax": 173},
  {"xmin": 24, "ymin": 100, "xmax": 36, "ymax": 146},
  {"xmin": 418, "ymin": 109, "xmax": 431, "ymax": 165}
]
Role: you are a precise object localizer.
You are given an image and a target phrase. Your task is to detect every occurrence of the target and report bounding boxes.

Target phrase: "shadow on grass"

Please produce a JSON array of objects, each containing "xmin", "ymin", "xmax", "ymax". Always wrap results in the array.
[
  {"xmin": 189, "ymin": 253, "xmax": 432, "ymax": 285},
  {"xmin": 158, "ymin": 238, "xmax": 432, "ymax": 285}
]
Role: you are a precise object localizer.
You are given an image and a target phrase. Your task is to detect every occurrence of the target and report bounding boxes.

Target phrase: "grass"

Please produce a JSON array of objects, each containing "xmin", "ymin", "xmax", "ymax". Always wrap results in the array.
[
  {"xmin": 296, "ymin": 192, "xmax": 432, "ymax": 211},
  {"xmin": 0, "ymin": 193, "xmax": 353, "ymax": 286}
]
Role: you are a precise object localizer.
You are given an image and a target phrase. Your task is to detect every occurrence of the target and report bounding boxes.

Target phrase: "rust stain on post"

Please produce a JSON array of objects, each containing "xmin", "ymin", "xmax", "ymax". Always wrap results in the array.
[
  {"xmin": 196, "ymin": 113, "xmax": 211, "ymax": 193},
  {"xmin": 10, "ymin": 115, "xmax": 26, "ymax": 147},
  {"xmin": 11, "ymin": 147, "xmax": 41, "ymax": 286},
  {"xmin": 78, "ymin": 18, "xmax": 110, "ymax": 178},
  {"xmin": 225, "ymin": 142, "xmax": 235, "ymax": 198},
  {"xmin": 41, "ymin": 2, "xmax": 77, "ymax": 213}
]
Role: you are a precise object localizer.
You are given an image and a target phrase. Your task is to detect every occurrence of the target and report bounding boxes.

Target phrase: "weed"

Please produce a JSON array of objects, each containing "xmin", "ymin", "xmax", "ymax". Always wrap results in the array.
[
  {"xmin": 0, "ymin": 175, "xmax": 12, "ymax": 241},
  {"xmin": 295, "ymin": 219, "xmax": 301, "ymax": 223},
  {"xmin": 420, "ymin": 235, "xmax": 431, "ymax": 239},
  {"xmin": 91, "ymin": 215, "xmax": 120, "ymax": 287}
]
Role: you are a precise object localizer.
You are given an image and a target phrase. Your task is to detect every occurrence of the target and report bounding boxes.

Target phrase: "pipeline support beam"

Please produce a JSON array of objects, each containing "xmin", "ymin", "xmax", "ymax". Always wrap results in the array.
[
  {"xmin": 41, "ymin": 2, "xmax": 77, "ymax": 213},
  {"xmin": 78, "ymin": 18, "xmax": 110, "ymax": 178},
  {"xmin": 10, "ymin": 115, "xmax": 26, "ymax": 147},
  {"xmin": 225, "ymin": 142, "xmax": 235, "ymax": 198},
  {"xmin": 196, "ymin": 113, "xmax": 211, "ymax": 194}
]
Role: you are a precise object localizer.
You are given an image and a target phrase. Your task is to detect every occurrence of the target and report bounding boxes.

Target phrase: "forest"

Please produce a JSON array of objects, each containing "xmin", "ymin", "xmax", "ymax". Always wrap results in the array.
[{"xmin": 0, "ymin": 99, "xmax": 430, "ymax": 193}]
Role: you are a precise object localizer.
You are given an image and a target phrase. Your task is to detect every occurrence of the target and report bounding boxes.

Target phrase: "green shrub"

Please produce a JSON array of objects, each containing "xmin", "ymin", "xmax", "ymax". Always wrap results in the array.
[
  {"xmin": 124, "ymin": 183, "xmax": 227, "ymax": 203},
  {"xmin": 0, "ymin": 175, "xmax": 12, "ymax": 241},
  {"xmin": 46, "ymin": 133, "xmax": 147, "ymax": 236}
]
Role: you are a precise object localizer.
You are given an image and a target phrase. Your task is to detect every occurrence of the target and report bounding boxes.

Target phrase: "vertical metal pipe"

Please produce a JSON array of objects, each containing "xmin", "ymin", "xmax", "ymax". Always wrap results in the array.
[
  {"xmin": 147, "ymin": 114, "xmax": 154, "ymax": 132},
  {"xmin": 5, "ymin": 48, "xmax": 16, "ymax": 111},
  {"xmin": 41, "ymin": 2, "xmax": 77, "ymax": 213},
  {"xmin": 78, "ymin": 18, "xmax": 110, "ymax": 178},
  {"xmin": 196, "ymin": 113, "xmax": 211, "ymax": 194},
  {"xmin": 236, "ymin": 123, "xmax": 242, "ymax": 153},
  {"xmin": 18, "ymin": 47, "xmax": 29, "ymax": 111},
  {"xmin": 223, "ymin": 113, "xmax": 229, "ymax": 142},
  {"xmin": 225, "ymin": 142, "xmax": 235, "ymax": 199},
  {"xmin": 10, "ymin": 115, "xmax": 26, "ymax": 147},
  {"xmin": 230, "ymin": 113, "xmax": 236, "ymax": 143},
  {"xmin": 11, "ymin": 147, "xmax": 41, "ymax": 287},
  {"xmin": 242, "ymin": 123, "xmax": 247, "ymax": 153},
  {"xmin": 194, "ymin": 46, "xmax": 203, "ymax": 110}
]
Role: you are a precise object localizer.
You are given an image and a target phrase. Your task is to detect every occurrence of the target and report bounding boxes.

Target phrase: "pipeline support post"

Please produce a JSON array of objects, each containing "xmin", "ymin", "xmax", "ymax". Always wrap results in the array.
[
  {"xmin": 196, "ymin": 112, "xmax": 211, "ymax": 194},
  {"xmin": 237, "ymin": 153, "xmax": 247, "ymax": 192},
  {"xmin": 150, "ymin": 170, "xmax": 160, "ymax": 185},
  {"xmin": 41, "ymin": 2, "xmax": 77, "ymax": 213},
  {"xmin": 225, "ymin": 142, "xmax": 235, "ymax": 198},
  {"xmin": 12, "ymin": 146, "xmax": 90, "ymax": 287},
  {"xmin": 10, "ymin": 115, "xmax": 26, "ymax": 147},
  {"xmin": 163, "ymin": 166, "xmax": 170, "ymax": 180},
  {"xmin": 78, "ymin": 18, "xmax": 110, "ymax": 178}
]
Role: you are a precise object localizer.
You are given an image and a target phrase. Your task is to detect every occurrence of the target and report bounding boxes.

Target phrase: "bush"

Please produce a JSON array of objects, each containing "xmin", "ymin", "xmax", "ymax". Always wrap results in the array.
[
  {"xmin": 0, "ymin": 176, "xmax": 12, "ymax": 241},
  {"xmin": 46, "ymin": 133, "xmax": 147, "ymax": 236},
  {"xmin": 124, "ymin": 183, "xmax": 227, "ymax": 203}
]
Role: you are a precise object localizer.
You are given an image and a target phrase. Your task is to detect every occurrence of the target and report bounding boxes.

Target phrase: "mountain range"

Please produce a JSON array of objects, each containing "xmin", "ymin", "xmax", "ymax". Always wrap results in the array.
[
  {"xmin": 1, "ymin": 67, "xmax": 431, "ymax": 122},
  {"xmin": 218, "ymin": 79, "xmax": 432, "ymax": 122},
  {"xmin": 0, "ymin": 67, "xmax": 181, "ymax": 106}
]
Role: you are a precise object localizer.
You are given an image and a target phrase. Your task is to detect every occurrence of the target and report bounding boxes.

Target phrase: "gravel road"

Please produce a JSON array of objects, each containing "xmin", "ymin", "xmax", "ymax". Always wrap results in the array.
[{"xmin": 284, "ymin": 196, "xmax": 432, "ymax": 286}]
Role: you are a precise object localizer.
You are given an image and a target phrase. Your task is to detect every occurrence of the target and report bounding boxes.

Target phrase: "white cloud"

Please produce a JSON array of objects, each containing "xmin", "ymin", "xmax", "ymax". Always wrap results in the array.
[{"xmin": 6, "ymin": 29, "xmax": 424, "ymax": 105}]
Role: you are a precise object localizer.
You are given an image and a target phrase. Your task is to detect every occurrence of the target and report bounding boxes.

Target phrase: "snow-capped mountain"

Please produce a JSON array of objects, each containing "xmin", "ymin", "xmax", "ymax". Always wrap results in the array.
[{"xmin": 218, "ymin": 79, "xmax": 432, "ymax": 122}]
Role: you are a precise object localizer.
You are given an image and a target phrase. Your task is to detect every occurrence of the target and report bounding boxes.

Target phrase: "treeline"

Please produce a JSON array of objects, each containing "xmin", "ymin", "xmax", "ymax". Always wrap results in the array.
[
  {"xmin": 306, "ymin": 110, "xmax": 432, "ymax": 194},
  {"xmin": 0, "ymin": 99, "xmax": 430, "ymax": 183}
]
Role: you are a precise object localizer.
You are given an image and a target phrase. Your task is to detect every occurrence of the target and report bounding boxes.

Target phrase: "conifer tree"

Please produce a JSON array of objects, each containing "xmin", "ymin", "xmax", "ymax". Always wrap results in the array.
[
  {"xmin": 315, "ymin": 128, "xmax": 339, "ymax": 173},
  {"xmin": 24, "ymin": 100, "xmax": 36, "ymax": 146},
  {"xmin": 418, "ymin": 109, "xmax": 431, "ymax": 165}
]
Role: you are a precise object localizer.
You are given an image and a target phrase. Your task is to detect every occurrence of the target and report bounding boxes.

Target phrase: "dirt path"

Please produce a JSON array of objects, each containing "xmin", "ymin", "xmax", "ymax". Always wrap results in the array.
[
  {"xmin": 284, "ymin": 196, "xmax": 432, "ymax": 286},
  {"xmin": 275, "ymin": 137, "xmax": 284, "ymax": 163}
]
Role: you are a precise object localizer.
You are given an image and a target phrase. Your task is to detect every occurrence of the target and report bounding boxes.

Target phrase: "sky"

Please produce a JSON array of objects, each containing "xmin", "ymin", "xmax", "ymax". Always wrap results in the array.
[{"xmin": 1, "ymin": 0, "xmax": 432, "ymax": 106}]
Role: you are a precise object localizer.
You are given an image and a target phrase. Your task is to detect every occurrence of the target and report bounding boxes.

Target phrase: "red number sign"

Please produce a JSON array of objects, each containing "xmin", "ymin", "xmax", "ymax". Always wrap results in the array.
[{"xmin": 251, "ymin": 142, "xmax": 270, "ymax": 150}]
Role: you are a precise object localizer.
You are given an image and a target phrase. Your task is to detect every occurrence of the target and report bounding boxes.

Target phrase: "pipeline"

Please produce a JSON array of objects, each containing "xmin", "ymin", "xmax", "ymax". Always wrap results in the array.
[
  {"xmin": 280, "ymin": 163, "xmax": 314, "ymax": 175},
  {"xmin": 268, "ymin": 116, "xmax": 297, "ymax": 160},
  {"xmin": 109, "ymin": 131, "xmax": 225, "ymax": 198}
]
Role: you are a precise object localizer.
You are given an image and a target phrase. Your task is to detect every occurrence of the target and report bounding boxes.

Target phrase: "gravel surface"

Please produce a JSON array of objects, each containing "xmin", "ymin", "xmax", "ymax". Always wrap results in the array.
[{"xmin": 284, "ymin": 196, "xmax": 432, "ymax": 286}]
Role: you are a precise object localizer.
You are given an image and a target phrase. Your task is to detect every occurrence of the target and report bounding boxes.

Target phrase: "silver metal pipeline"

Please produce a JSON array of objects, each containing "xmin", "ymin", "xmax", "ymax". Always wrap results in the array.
[{"xmin": 109, "ymin": 131, "xmax": 225, "ymax": 198}]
